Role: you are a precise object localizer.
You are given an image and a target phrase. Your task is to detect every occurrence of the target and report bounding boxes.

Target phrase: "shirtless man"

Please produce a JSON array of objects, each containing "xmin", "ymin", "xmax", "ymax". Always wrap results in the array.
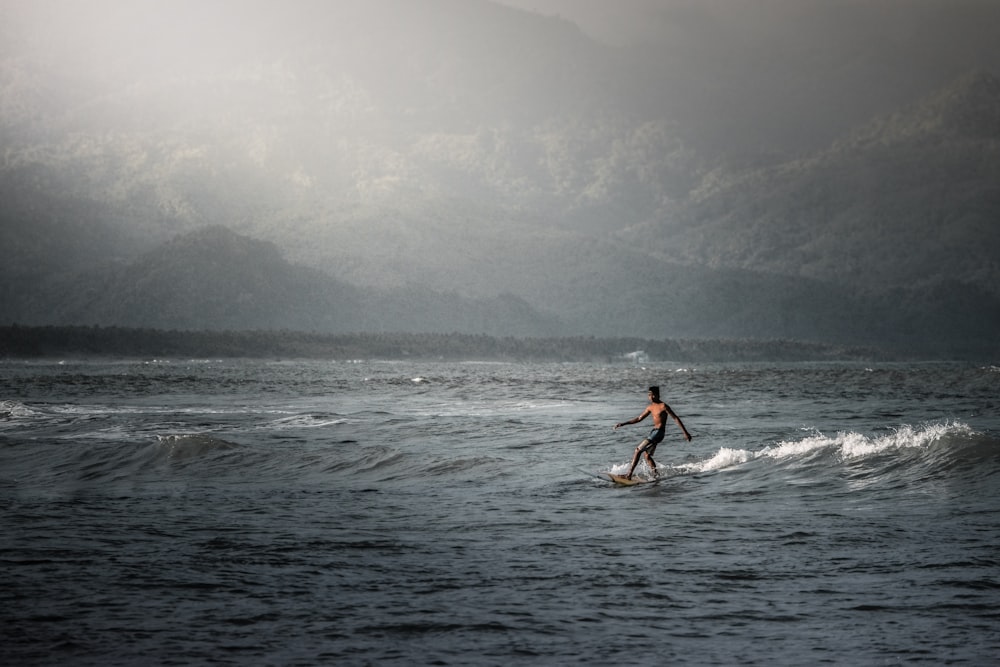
[{"xmin": 614, "ymin": 386, "xmax": 692, "ymax": 480}]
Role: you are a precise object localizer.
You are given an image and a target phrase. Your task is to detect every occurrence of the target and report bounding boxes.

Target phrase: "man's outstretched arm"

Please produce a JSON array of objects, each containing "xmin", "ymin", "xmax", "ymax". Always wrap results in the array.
[{"xmin": 615, "ymin": 409, "xmax": 650, "ymax": 429}]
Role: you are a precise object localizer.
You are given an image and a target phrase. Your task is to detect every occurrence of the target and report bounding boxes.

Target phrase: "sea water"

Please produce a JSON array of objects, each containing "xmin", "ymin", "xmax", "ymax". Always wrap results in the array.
[{"xmin": 1, "ymin": 359, "xmax": 998, "ymax": 665}]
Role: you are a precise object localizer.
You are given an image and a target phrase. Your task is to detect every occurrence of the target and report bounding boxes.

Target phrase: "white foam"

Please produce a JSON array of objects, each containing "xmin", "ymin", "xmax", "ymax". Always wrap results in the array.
[
  {"xmin": 0, "ymin": 400, "xmax": 41, "ymax": 420},
  {"xmin": 681, "ymin": 422, "xmax": 973, "ymax": 473},
  {"xmin": 698, "ymin": 447, "xmax": 753, "ymax": 471},
  {"xmin": 838, "ymin": 422, "xmax": 970, "ymax": 459},
  {"xmin": 270, "ymin": 415, "xmax": 347, "ymax": 429}
]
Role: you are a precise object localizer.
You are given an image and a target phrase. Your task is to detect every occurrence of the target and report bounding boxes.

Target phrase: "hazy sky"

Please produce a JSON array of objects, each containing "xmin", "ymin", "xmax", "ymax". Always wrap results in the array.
[
  {"xmin": 496, "ymin": 0, "xmax": 1000, "ymax": 62},
  {"xmin": 492, "ymin": 0, "xmax": 673, "ymax": 45},
  {"xmin": 492, "ymin": 0, "xmax": 866, "ymax": 46}
]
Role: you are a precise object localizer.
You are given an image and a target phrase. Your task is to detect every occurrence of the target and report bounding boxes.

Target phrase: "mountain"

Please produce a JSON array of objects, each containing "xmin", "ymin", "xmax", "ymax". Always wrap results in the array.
[
  {"xmin": 18, "ymin": 226, "xmax": 563, "ymax": 337},
  {"xmin": 499, "ymin": 0, "xmax": 1000, "ymax": 156},
  {"xmin": 2, "ymin": 1, "xmax": 1000, "ymax": 356},
  {"xmin": 838, "ymin": 69, "xmax": 1000, "ymax": 144},
  {"xmin": 34, "ymin": 226, "xmax": 364, "ymax": 332},
  {"xmin": 623, "ymin": 70, "xmax": 1000, "ymax": 297}
]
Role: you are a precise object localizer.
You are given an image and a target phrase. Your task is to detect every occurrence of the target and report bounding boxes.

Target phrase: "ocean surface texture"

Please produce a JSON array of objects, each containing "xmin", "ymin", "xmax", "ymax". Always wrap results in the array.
[{"xmin": 2, "ymin": 359, "xmax": 998, "ymax": 665}]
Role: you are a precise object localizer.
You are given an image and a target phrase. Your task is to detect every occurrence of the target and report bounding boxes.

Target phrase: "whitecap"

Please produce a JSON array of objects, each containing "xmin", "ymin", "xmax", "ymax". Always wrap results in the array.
[
  {"xmin": 681, "ymin": 421, "xmax": 977, "ymax": 476},
  {"xmin": 0, "ymin": 400, "xmax": 41, "ymax": 420},
  {"xmin": 677, "ymin": 447, "xmax": 754, "ymax": 473}
]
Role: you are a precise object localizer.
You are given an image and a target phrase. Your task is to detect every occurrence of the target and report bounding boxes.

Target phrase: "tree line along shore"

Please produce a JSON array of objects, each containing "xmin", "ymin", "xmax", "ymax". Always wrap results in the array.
[{"xmin": 0, "ymin": 324, "xmax": 906, "ymax": 363}]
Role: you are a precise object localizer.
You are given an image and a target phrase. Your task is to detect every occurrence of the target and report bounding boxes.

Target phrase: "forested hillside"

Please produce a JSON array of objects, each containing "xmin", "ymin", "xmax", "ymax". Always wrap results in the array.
[
  {"xmin": 631, "ymin": 70, "xmax": 1000, "ymax": 294},
  {"xmin": 2, "ymin": 0, "xmax": 998, "ymax": 357},
  {"xmin": 9, "ymin": 226, "xmax": 563, "ymax": 337}
]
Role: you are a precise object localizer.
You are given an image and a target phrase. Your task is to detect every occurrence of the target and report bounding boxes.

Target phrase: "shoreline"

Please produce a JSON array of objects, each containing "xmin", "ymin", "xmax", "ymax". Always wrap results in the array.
[{"xmin": 4, "ymin": 324, "xmax": 983, "ymax": 363}]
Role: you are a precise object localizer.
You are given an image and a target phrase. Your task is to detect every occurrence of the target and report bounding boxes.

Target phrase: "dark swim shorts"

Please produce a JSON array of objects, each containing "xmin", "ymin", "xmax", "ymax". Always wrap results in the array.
[{"xmin": 638, "ymin": 427, "xmax": 665, "ymax": 453}]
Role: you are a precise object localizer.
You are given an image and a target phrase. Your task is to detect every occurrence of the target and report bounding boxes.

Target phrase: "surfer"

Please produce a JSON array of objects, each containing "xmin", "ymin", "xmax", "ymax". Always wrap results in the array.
[{"xmin": 614, "ymin": 386, "xmax": 692, "ymax": 480}]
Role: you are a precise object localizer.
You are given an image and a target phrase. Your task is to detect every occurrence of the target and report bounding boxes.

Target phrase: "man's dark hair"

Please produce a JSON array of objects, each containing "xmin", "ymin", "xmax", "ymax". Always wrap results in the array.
[{"xmin": 648, "ymin": 386, "xmax": 660, "ymax": 399}]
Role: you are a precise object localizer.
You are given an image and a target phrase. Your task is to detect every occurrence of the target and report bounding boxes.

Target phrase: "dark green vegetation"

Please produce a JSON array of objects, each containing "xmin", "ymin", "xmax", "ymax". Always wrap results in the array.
[
  {"xmin": 2, "ymin": 1, "xmax": 999, "ymax": 358},
  {"xmin": 0, "ymin": 325, "xmax": 881, "ymax": 362}
]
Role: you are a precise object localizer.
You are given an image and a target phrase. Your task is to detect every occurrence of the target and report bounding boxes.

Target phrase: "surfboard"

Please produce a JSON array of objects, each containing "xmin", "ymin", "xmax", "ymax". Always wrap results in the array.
[{"xmin": 605, "ymin": 472, "xmax": 654, "ymax": 486}]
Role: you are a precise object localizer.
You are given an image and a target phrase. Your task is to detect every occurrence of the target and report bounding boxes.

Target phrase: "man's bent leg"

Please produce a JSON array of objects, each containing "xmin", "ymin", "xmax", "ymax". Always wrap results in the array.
[
  {"xmin": 645, "ymin": 452, "xmax": 657, "ymax": 477},
  {"xmin": 627, "ymin": 440, "xmax": 651, "ymax": 479}
]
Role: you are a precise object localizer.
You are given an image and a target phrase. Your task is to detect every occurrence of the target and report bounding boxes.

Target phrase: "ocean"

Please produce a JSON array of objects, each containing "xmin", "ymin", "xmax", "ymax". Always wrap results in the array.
[{"xmin": 2, "ymin": 358, "xmax": 998, "ymax": 665}]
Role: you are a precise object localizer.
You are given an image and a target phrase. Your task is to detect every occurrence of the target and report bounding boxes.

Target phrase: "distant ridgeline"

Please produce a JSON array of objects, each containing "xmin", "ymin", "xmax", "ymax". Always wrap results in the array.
[{"xmin": 0, "ymin": 325, "xmax": 885, "ymax": 363}]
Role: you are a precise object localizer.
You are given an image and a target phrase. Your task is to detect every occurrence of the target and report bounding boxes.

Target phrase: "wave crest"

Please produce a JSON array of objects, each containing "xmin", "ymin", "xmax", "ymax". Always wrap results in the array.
[
  {"xmin": 0, "ymin": 400, "xmax": 42, "ymax": 422},
  {"xmin": 152, "ymin": 434, "xmax": 240, "ymax": 461},
  {"xmin": 682, "ymin": 421, "xmax": 985, "ymax": 476}
]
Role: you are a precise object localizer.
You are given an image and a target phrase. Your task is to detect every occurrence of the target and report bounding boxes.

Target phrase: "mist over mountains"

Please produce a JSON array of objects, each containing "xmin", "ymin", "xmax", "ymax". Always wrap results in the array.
[{"xmin": 2, "ymin": 0, "xmax": 999, "ymax": 357}]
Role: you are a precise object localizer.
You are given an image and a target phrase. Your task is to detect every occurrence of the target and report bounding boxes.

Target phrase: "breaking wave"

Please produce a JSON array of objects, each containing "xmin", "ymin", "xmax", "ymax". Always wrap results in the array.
[{"xmin": 675, "ymin": 421, "xmax": 996, "ymax": 486}]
